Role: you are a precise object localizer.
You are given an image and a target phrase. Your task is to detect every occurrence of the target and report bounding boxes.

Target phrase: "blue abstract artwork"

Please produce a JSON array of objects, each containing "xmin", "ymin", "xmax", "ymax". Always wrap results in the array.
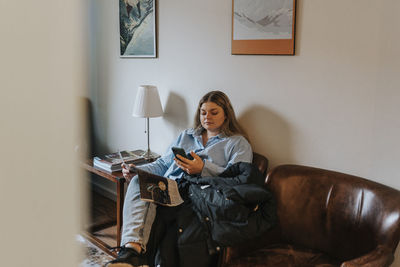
[{"xmin": 119, "ymin": 0, "xmax": 156, "ymax": 57}]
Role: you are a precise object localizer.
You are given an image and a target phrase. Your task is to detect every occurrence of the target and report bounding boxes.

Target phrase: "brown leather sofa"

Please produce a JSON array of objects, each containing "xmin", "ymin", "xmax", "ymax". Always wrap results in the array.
[{"xmin": 220, "ymin": 164, "xmax": 400, "ymax": 267}]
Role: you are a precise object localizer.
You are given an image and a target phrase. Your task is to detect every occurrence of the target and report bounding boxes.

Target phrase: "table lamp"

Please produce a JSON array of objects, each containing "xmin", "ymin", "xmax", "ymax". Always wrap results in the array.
[{"xmin": 132, "ymin": 85, "xmax": 163, "ymax": 159}]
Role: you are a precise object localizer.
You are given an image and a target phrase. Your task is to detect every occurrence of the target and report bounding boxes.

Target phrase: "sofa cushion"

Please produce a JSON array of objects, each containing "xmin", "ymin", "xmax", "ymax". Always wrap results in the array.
[{"xmin": 225, "ymin": 244, "xmax": 341, "ymax": 267}]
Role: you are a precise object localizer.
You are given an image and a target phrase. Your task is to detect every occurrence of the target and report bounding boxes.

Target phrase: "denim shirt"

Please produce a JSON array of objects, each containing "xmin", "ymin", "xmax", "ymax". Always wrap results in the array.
[{"xmin": 138, "ymin": 128, "xmax": 253, "ymax": 180}]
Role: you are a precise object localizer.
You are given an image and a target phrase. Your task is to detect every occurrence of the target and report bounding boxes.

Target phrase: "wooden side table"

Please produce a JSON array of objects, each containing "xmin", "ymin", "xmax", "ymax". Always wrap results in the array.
[
  {"xmin": 82, "ymin": 157, "xmax": 158, "ymax": 256},
  {"xmin": 82, "ymin": 160, "xmax": 126, "ymax": 256}
]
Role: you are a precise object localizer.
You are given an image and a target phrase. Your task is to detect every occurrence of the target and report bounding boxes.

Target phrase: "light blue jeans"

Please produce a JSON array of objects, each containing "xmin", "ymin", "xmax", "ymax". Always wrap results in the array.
[{"xmin": 121, "ymin": 175, "xmax": 157, "ymax": 251}]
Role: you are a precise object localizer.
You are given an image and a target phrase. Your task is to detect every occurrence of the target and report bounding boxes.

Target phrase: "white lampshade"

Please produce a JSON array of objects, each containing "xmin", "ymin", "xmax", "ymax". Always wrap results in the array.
[{"xmin": 132, "ymin": 85, "xmax": 163, "ymax": 118}]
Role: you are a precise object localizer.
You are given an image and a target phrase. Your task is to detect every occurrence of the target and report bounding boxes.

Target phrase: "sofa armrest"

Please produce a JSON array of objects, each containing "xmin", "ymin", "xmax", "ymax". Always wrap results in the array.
[{"xmin": 341, "ymin": 245, "xmax": 394, "ymax": 267}]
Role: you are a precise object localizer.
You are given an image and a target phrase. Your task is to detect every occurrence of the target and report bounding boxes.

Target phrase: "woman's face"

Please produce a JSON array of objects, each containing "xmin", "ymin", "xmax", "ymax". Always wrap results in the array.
[{"xmin": 200, "ymin": 101, "xmax": 226, "ymax": 134}]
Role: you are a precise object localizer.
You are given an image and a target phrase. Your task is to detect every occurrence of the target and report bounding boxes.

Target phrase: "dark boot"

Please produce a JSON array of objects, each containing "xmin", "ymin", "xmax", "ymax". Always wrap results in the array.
[{"xmin": 105, "ymin": 246, "xmax": 148, "ymax": 267}]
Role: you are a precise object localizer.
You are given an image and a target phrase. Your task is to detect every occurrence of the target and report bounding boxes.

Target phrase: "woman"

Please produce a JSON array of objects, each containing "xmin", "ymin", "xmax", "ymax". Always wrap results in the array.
[{"xmin": 107, "ymin": 90, "xmax": 252, "ymax": 267}]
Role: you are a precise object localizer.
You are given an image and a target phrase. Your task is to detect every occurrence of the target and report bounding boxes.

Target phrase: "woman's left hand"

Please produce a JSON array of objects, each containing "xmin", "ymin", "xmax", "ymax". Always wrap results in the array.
[{"xmin": 174, "ymin": 151, "xmax": 204, "ymax": 175}]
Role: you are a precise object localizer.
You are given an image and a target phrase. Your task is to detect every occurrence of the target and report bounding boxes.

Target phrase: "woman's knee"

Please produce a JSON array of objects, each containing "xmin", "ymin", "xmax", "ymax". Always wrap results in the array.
[{"xmin": 125, "ymin": 175, "xmax": 141, "ymax": 199}]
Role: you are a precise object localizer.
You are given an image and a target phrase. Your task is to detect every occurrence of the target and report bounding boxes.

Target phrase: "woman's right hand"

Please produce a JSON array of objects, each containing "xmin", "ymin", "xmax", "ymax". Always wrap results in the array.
[{"xmin": 122, "ymin": 163, "xmax": 135, "ymax": 183}]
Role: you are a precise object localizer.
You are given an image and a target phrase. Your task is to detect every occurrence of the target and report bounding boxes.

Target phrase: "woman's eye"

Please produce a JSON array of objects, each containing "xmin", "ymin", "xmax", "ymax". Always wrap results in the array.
[{"xmin": 201, "ymin": 111, "xmax": 218, "ymax": 116}]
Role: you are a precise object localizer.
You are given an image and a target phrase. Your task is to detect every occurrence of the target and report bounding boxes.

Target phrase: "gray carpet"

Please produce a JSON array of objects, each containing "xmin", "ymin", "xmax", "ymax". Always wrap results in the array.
[{"xmin": 77, "ymin": 235, "xmax": 114, "ymax": 267}]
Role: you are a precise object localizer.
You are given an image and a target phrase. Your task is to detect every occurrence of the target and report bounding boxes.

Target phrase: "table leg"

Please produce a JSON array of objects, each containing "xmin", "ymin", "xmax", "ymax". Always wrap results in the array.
[{"xmin": 116, "ymin": 179, "xmax": 125, "ymax": 247}]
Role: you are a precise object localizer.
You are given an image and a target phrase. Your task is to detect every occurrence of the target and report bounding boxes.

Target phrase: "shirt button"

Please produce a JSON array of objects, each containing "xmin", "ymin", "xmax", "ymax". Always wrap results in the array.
[{"xmin": 178, "ymin": 228, "xmax": 183, "ymax": 233}]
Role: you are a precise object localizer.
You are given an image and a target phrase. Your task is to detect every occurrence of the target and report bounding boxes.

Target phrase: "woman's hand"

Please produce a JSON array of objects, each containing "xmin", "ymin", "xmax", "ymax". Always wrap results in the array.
[
  {"xmin": 122, "ymin": 163, "xmax": 135, "ymax": 183},
  {"xmin": 174, "ymin": 151, "xmax": 204, "ymax": 175}
]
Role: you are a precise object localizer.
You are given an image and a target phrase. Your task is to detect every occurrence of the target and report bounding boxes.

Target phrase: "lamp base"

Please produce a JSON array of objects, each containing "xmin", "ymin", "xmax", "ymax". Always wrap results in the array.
[{"xmin": 140, "ymin": 149, "xmax": 160, "ymax": 161}]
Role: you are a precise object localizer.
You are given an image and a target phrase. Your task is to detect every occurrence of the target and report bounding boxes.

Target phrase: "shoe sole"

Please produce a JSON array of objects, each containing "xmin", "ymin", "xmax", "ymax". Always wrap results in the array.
[{"xmin": 105, "ymin": 263, "xmax": 149, "ymax": 267}]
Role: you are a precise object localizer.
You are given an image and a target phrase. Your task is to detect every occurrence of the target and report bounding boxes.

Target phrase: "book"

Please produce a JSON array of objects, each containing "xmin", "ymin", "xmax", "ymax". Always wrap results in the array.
[
  {"xmin": 131, "ymin": 166, "xmax": 184, "ymax": 207},
  {"xmin": 93, "ymin": 150, "xmax": 148, "ymax": 173}
]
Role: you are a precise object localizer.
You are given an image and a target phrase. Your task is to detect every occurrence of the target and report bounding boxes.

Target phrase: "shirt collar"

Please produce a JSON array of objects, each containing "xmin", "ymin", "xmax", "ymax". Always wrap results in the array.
[
  {"xmin": 188, "ymin": 127, "xmax": 227, "ymax": 139},
  {"xmin": 187, "ymin": 128, "xmax": 200, "ymax": 136}
]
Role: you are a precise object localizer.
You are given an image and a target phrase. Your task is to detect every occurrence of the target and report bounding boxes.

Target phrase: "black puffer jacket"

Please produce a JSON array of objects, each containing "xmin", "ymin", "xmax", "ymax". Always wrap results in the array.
[{"xmin": 149, "ymin": 162, "xmax": 276, "ymax": 267}]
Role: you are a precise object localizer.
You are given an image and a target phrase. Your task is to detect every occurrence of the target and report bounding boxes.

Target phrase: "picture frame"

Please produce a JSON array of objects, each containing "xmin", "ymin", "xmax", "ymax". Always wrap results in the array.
[
  {"xmin": 119, "ymin": 0, "xmax": 156, "ymax": 58},
  {"xmin": 232, "ymin": 0, "xmax": 296, "ymax": 55}
]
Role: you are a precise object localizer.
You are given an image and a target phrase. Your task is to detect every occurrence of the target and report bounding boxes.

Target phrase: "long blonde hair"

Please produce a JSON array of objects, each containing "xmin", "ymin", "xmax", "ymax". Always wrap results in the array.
[{"xmin": 193, "ymin": 91, "xmax": 249, "ymax": 142}]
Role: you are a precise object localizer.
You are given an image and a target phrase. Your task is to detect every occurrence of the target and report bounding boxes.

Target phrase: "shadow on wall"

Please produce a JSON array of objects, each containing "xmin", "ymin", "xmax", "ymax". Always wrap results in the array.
[
  {"xmin": 163, "ymin": 92, "xmax": 190, "ymax": 136},
  {"xmin": 82, "ymin": 97, "xmax": 96, "ymax": 157},
  {"xmin": 238, "ymin": 105, "xmax": 293, "ymax": 169}
]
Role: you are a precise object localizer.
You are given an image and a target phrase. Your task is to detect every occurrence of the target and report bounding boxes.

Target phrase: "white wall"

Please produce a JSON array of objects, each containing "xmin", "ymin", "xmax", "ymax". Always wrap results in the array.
[
  {"xmin": 89, "ymin": 0, "xmax": 400, "ymax": 264},
  {"xmin": 90, "ymin": 0, "xmax": 400, "ymax": 187},
  {"xmin": 0, "ymin": 0, "xmax": 87, "ymax": 266}
]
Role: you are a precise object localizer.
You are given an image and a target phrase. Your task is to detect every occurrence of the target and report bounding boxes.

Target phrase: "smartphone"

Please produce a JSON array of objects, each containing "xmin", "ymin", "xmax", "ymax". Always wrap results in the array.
[{"xmin": 172, "ymin": 147, "xmax": 194, "ymax": 161}]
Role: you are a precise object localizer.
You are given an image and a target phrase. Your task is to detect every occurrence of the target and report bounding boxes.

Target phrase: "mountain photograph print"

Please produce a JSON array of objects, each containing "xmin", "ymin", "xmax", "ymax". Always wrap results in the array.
[
  {"xmin": 232, "ymin": 0, "xmax": 296, "ymax": 55},
  {"xmin": 119, "ymin": 0, "xmax": 156, "ymax": 57}
]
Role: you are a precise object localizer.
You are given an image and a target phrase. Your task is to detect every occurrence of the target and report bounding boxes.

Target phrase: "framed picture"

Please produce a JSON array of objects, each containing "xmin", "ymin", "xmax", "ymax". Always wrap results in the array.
[
  {"xmin": 232, "ymin": 0, "xmax": 296, "ymax": 55},
  {"xmin": 119, "ymin": 0, "xmax": 156, "ymax": 58}
]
